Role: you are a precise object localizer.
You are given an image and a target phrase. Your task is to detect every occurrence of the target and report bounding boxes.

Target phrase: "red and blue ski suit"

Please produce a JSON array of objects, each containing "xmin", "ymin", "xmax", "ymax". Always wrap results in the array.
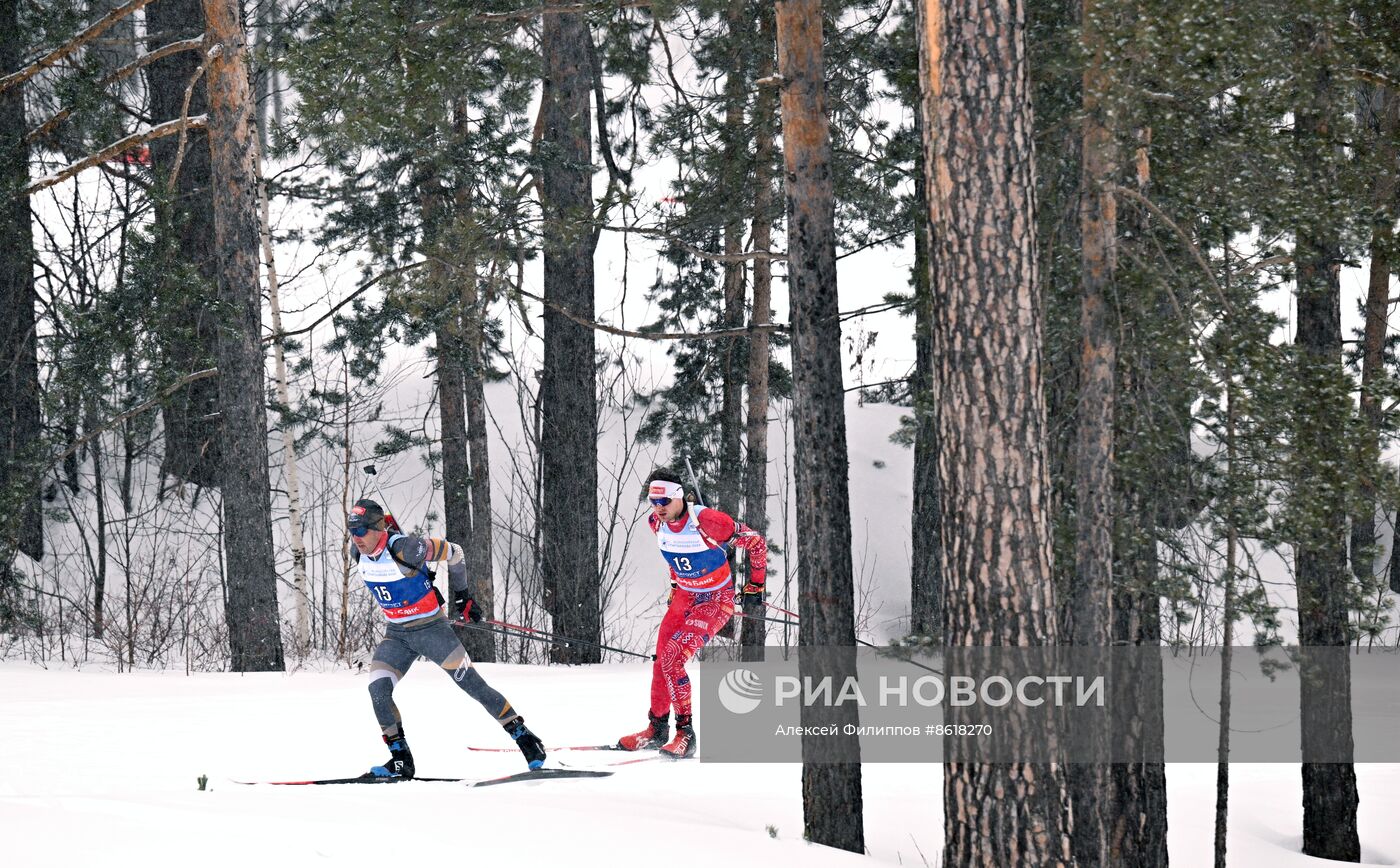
[{"xmin": 648, "ymin": 505, "xmax": 768, "ymax": 718}]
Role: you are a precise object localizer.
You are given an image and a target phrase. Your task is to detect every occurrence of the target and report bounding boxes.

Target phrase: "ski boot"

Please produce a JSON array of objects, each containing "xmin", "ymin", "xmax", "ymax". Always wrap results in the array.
[
  {"xmin": 506, "ymin": 716, "xmax": 546, "ymax": 770},
  {"xmin": 618, "ymin": 711, "xmax": 670, "ymax": 751},
  {"xmin": 659, "ymin": 714, "xmax": 695, "ymax": 759},
  {"xmin": 364, "ymin": 729, "xmax": 415, "ymax": 779}
]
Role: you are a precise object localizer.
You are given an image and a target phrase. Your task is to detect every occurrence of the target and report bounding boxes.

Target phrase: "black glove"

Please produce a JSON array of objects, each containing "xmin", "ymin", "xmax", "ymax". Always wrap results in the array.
[{"xmin": 451, "ymin": 589, "xmax": 482, "ymax": 622}]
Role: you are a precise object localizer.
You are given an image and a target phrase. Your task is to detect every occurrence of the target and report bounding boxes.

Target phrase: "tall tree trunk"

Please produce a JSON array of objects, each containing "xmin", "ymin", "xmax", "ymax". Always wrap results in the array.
[
  {"xmin": 464, "ymin": 264, "xmax": 495, "ymax": 653},
  {"xmin": 539, "ymin": 0, "xmax": 599, "ymax": 662},
  {"xmin": 1068, "ymin": 0, "xmax": 1119, "ymax": 861},
  {"xmin": 428, "ymin": 186, "xmax": 482, "ymax": 659},
  {"xmin": 909, "ymin": 0, "xmax": 941, "ymax": 642},
  {"xmin": 147, "ymin": 0, "xmax": 222, "ymax": 489},
  {"xmin": 717, "ymin": 0, "xmax": 748, "ymax": 519},
  {"xmin": 1292, "ymin": 15, "xmax": 1359, "ymax": 862},
  {"xmin": 253, "ymin": 0, "xmax": 276, "ymax": 152},
  {"xmin": 0, "ymin": 0, "xmax": 44, "ymax": 567},
  {"xmin": 1113, "ymin": 485, "xmax": 1169, "ymax": 865},
  {"xmin": 775, "ymin": 0, "xmax": 865, "ymax": 853},
  {"xmin": 203, "ymin": 0, "xmax": 284, "ymax": 672},
  {"xmin": 1109, "ymin": 124, "xmax": 1169, "ymax": 868},
  {"xmin": 454, "ymin": 107, "xmax": 496, "ymax": 656},
  {"xmin": 1213, "ymin": 379, "xmax": 1238, "ymax": 868},
  {"xmin": 1352, "ymin": 84, "xmax": 1397, "ymax": 585},
  {"xmin": 259, "ymin": 151, "xmax": 309, "ymax": 655},
  {"xmin": 922, "ymin": 0, "xmax": 1072, "ymax": 863},
  {"xmin": 741, "ymin": 3, "xmax": 777, "ymax": 661},
  {"xmin": 433, "ymin": 161, "xmax": 496, "ymax": 663},
  {"xmin": 1391, "ymin": 474, "xmax": 1400, "ymax": 594},
  {"xmin": 86, "ymin": 401, "xmax": 109, "ymax": 641}
]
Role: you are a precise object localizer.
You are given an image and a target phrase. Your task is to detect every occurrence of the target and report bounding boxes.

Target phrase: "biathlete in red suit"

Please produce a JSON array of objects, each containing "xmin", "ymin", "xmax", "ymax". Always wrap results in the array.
[{"xmin": 617, "ymin": 470, "xmax": 768, "ymax": 758}]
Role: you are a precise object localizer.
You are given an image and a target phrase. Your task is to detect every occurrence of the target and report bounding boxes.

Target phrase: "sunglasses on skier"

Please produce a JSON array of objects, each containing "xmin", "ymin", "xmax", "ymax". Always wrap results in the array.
[
  {"xmin": 649, "ymin": 497, "xmax": 673, "ymax": 507},
  {"xmin": 349, "ymin": 525, "xmax": 374, "ymax": 537}
]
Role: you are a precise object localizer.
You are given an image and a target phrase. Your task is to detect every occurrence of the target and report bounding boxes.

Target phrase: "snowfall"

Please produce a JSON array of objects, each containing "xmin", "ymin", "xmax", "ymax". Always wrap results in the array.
[{"xmin": 6, "ymin": 134, "xmax": 1400, "ymax": 868}]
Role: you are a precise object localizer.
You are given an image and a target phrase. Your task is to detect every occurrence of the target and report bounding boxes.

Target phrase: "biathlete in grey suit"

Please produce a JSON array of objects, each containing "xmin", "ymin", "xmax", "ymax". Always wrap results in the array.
[{"xmin": 347, "ymin": 498, "xmax": 546, "ymax": 778}]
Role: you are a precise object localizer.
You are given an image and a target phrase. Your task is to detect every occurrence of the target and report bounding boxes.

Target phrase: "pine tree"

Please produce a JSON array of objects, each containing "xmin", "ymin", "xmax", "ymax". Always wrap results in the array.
[
  {"xmin": 538, "ymin": 0, "xmax": 601, "ymax": 662},
  {"xmin": 740, "ymin": 1, "xmax": 779, "ymax": 659},
  {"xmin": 776, "ymin": 0, "xmax": 864, "ymax": 853},
  {"xmin": 1290, "ymin": 9, "xmax": 1360, "ymax": 858}
]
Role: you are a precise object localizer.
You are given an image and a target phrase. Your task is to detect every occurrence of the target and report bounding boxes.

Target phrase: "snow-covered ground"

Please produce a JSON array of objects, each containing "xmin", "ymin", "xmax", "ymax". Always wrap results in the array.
[{"xmin": 2, "ymin": 661, "xmax": 1397, "ymax": 868}]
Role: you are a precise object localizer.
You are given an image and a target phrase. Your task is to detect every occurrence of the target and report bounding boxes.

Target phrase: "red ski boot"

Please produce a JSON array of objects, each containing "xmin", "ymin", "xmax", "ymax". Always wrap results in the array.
[
  {"xmin": 659, "ymin": 714, "xmax": 695, "ymax": 759},
  {"xmin": 617, "ymin": 712, "xmax": 669, "ymax": 751}
]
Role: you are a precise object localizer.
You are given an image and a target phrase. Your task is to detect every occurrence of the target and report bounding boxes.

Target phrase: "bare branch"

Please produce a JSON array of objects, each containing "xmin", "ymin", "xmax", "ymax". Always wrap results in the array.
[
  {"xmin": 1233, "ymin": 253, "xmax": 1293, "ymax": 278},
  {"xmin": 587, "ymin": 26, "xmax": 632, "ymax": 187},
  {"xmin": 509, "ymin": 283, "xmax": 787, "ymax": 341},
  {"xmin": 0, "ymin": 0, "xmax": 159, "ymax": 95},
  {"xmin": 167, "ymin": 57, "xmax": 210, "ymax": 193},
  {"xmin": 1353, "ymin": 68, "xmax": 1400, "ymax": 92},
  {"xmin": 265, "ymin": 260, "xmax": 430, "ymax": 343},
  {"xmin": 26, "ymin": 37, "xmax": 205, "ymax": 145},
  {"xmin": 1107, "ymin": 182, "xmax": 1233, "ymax": 314},
  {"xmin": 836, "ymin": 229, "xmax": 911, "ymax": 261},
  {"xmin": 22, "ymin": 116, "xmax": 208, "ymax": 196},
  {"xmin": 601, "ymin": 223, "xmax": 786, "ymax": 263},
  {"xmin": 47, "ymin": 368, "xmax": 219, "ymax": 472}
]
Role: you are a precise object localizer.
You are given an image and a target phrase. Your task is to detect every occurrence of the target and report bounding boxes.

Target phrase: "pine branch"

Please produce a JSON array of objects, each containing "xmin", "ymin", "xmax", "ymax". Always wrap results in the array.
[
  {"xmin": 22, "ymin": 116, "xmax": 209, "ymax": 196},
  {"xmin": 0, "ymin": 0, "xmax": 159, "ymax": 95},
  {"xmin": 412, "ymin": 0, "xmax": 652, "ymax": 31}
]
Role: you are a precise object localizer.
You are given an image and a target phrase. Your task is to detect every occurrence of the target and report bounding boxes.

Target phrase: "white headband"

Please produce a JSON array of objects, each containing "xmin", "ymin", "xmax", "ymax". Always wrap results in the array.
[{"xmin": 648, "ymin": 480, "xmax": 683, "ymax": 501}]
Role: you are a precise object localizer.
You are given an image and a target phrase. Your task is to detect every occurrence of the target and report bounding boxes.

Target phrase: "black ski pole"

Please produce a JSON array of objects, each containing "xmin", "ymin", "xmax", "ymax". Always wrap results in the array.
[
  {"xmin": 455, "ymin": 620, "xmax": 574, "ymax": 651},
  {"xmin": 733, "ymin": 611, "xmax": 799, "ymax": 627},
  {"xmin": 361, "ymin": 464, "xmax": 403, "ymax": 531},
  {"xmin": 755, "ymin": 602, "xmax": 941, "ymax": 675},
  {"xmin": 451, "ymin": 617, "xmax": 655, "ymax": 661},
  {"xmin": 683, "ymin": 457, "xmax": 708, "ymax": 507}
]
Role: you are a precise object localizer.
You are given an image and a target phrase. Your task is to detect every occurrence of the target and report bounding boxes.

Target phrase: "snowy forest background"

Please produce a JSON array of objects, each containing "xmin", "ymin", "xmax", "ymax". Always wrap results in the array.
[{"xmin": 1, "ymin": 0, "xmax": 1399, "ymax": 865}]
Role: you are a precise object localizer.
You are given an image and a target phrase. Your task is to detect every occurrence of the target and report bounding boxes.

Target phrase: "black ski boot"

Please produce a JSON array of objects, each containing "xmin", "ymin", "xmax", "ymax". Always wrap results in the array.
[
  {"xmin": 364, "ymin": 729, "xmax": 415, "ymax": 779},
  {"xmin": 506, "ymin": 717, "xmax": 546, "ymax": 769}
]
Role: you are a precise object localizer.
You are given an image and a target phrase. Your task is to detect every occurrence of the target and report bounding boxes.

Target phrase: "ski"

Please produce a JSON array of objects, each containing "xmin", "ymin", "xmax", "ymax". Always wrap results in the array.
[
  {"xmin": 466, "ymin": 743, "xmax": 634, "ymax": 753},
  {"xmin": 468, "ymin": 768, "xmax": 614, "ymax": 787},
  {"xmin": 559, "ymin": 755, "xmax": 668, "ymax": 768},
  {"xmin": 234, "ymin": 768, "xmax": 614, "ymax": 787},
  {"xmin": 234, "ymin": 776, "xmax": 464, "ymax": 786}
]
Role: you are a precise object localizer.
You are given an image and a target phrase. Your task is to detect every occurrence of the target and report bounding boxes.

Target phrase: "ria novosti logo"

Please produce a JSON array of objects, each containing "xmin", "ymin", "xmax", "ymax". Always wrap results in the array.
[{"xmin": 718, "ymin": 668, "xmax": 764, "ymax": 714}]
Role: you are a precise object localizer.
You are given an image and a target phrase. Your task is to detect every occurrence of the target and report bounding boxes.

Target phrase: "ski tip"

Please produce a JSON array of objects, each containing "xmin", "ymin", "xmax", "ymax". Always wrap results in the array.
[
  {"xmin": 469, "ymin": 768, "xmax": 614, "ymax": 788},
  {"xmin": 233, "ymin": 775, "xmax": 465, "ymax": 786}
]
